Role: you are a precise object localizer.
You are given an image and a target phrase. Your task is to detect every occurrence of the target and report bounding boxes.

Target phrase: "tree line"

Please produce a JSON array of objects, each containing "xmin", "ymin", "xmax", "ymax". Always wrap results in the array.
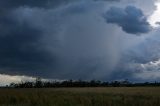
[{"xmin": 7, "ymin": 78, "xmax": 160, "ymax": 88}]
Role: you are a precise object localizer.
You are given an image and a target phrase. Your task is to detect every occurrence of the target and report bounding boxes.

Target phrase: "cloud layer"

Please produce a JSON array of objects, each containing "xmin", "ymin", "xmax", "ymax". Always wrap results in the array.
[{"xmin": 0, "ymin": 0, "xmax": 160, "ymax": 82}]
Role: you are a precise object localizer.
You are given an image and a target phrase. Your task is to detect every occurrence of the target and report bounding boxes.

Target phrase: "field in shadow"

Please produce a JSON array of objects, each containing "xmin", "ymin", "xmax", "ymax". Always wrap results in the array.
[{"xmin": 0, "ymin": 87, "xmax": 160, "ymax": 106}]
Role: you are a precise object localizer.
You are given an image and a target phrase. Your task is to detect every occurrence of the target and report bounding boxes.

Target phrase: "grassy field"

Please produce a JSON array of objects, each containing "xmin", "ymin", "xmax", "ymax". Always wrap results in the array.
[{"xmin": 0, "ymin": 87, "xmax": 160, "ymax": 106}]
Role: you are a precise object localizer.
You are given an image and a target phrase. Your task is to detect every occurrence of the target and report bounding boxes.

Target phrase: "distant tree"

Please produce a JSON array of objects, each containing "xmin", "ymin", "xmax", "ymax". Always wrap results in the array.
[
  {"xmin": 111, "ymin": 81, "xmax": 120, "ymax": 87},
  {"xmin": 35, "ymin": 77, "xmax": 43, "ymax": 88},
  {"xmin": 9, "ymin": 83, "xmax": 16, "ymax": 88},
  {"xmin": 8, "ymin": 78, "xmax": 160, "ymax": 88}
]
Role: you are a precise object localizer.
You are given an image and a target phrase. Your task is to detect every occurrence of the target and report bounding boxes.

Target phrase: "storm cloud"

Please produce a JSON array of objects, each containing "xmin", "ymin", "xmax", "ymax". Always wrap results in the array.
[
  {"xmin": 0, "ymin": 0, "xmax": 119, "ymax": 79},
  {"xmin": 104, "ymin": 6, "xmax": 151, "ymax": 34},
  {"xmin": 0, "ymin": 0, "xmax": 77, "ymax": 9},
  {"xmin": 0, "ymin": 0, "xmax": 160, "ymax": 82}
]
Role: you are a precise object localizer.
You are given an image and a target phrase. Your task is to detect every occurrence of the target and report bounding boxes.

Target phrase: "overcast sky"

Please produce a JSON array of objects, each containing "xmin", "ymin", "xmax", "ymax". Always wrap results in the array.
[{"xmin": 1, "ymin": 0, "xmax": 160, "ymax": 85}]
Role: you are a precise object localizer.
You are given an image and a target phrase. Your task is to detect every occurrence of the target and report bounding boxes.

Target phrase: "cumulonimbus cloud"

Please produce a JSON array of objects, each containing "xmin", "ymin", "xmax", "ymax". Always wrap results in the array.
[{"xmin": 0, "ymin": 0, "xmax": 159, "ymax": 82}]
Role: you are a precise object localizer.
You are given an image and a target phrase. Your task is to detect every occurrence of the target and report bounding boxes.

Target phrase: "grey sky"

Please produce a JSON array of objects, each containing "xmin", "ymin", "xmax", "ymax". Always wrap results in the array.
[{"xmin": 0, "ymin": 0, "xmax": 160, "ymax": 83}]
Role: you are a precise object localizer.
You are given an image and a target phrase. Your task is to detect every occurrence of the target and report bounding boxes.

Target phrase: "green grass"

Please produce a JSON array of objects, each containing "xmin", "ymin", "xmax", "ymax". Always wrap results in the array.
[{"xmin": 0, "ymin": 87, "xmax": 160, "ymax": 106}]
